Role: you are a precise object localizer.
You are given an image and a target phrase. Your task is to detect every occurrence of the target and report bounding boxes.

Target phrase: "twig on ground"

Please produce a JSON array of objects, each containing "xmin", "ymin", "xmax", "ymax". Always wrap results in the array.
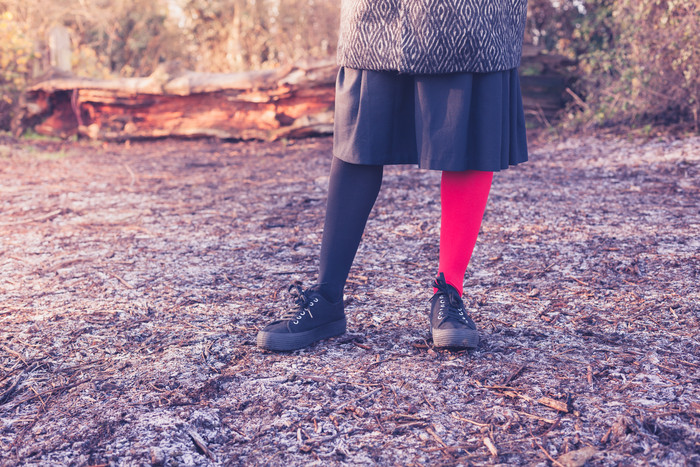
[
  {"xmin": 188, "ymin": 429, "xmax": 216, "ymax": 461},
  {"xmin": 483, "ymin": 436, "xmax": 498, "ymax": 457},
  {"xmin": 0, "ymin": 209, "xmax": 62, "ymax": 226},
  {"xmin": 451, "ymin": 413, "xmax": 490, "ymax": 427}
]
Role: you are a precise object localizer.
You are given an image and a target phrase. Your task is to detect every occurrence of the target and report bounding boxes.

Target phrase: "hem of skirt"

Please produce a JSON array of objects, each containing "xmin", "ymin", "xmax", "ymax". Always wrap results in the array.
[{"xmin": 333, "ymin": 150, "xmax": 528, "ymax": 172}]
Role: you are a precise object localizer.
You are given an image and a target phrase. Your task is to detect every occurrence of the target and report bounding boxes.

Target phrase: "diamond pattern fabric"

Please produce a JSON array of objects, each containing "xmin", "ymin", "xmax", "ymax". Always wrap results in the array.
[{"xmin": 337, "ymin": 0, "xmax": 528, "ymax": 74}]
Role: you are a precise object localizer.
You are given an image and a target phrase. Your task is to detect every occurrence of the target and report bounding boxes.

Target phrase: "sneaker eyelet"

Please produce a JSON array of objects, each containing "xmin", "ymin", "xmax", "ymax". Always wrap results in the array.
[
  {"xmin": 293, "ymin": 320, "xmax": 298, "ymax": 325},
  {"xmin": 314, "ymin": 298, "xmax": 319, "ymax": 302}
]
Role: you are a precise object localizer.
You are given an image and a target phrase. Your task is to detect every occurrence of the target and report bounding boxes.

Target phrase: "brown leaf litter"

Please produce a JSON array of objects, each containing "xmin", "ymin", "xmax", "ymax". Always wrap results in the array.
[{"xmin": 0, "ymin": 133, "xmax": 698, "ymax": 465}]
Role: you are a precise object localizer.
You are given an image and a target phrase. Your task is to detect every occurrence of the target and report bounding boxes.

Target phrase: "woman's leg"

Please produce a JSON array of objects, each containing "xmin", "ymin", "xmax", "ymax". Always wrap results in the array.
[
  {"xmin": 438, "ymin": 170, "xmax": 493, "ymax": 295},
  {"xmin": 318, "ymin": 157, "xmax": 383, "ymax": 302},
  {"xmin": 257, "ymin": 156, "xmax": 382, "ymax": 351}
]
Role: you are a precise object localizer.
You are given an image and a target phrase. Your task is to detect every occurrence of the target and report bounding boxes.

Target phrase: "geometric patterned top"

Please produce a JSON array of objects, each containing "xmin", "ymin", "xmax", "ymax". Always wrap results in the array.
[{"xmin": 337, "ymin": 0, "xmax": 528, "ymax": 74}]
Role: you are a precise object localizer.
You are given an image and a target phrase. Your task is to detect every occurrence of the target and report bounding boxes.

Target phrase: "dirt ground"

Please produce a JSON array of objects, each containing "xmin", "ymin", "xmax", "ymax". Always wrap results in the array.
[{"xmin": 0, "ymin": 132, "xmax": 698, "ymax": 466}]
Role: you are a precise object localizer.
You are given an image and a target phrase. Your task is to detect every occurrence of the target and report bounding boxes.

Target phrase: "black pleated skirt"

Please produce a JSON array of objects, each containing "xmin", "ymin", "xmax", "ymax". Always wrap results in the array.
[{"xmin": 333, "ymin": 67, "xmax": 529, "ymax": 171}]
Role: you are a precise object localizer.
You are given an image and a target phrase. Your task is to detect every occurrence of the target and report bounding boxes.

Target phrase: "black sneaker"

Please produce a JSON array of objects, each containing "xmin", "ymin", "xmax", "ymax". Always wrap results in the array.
[
  {"xmin": 256, "ymin": 283, "xmax": 346, "ymax": 351},
  {"xmin": 429, "ymin": 273, "xmax": 479, "ymax": 349}
]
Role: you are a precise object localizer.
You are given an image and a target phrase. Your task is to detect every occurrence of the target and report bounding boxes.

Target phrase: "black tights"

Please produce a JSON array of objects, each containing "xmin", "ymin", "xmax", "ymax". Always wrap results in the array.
[{"xmin": 318, "ymin": 157, "xmax": 383, "ymax": 302}]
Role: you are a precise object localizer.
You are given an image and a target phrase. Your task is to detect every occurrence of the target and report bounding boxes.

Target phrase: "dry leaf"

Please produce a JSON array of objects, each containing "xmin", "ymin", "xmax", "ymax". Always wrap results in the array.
[{"xmin": 557, "ymin": 446, "xmax": 599, "ymax": 467}]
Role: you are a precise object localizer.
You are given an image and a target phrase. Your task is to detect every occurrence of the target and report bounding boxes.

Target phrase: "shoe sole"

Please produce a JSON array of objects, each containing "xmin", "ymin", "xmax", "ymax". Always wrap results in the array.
[
  {"xmin": 256, "ymin": 318, "xmax": 347, "ymax": 351},
  {"xmin": 432, "ymin": 328, "xmax": 479, "ymax": 349}
]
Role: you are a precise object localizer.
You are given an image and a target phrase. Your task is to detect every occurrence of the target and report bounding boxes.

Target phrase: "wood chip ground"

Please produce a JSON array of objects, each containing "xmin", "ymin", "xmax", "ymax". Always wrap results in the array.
[{"xmin": 0, "ymin": 133, "xmax": 698, "ymax": 466}]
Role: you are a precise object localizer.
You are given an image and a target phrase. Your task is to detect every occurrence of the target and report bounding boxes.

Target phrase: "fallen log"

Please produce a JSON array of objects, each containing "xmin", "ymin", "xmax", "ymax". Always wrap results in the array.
[
  {"xmin": 18, "ymin": 51, "xmax": 573, "ymax": 141},
  {"xmin": 18, "ymin": 60, "xmax": 337, "ymax": 141}
]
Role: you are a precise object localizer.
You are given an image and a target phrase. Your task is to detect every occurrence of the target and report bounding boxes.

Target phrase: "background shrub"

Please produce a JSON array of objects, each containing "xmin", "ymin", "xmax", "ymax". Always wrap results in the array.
[
  {"xmin": 568, "ymin": 0, "xmax": 699, "ymax": 130},
  {"xmin": 0, "ymin": 11, "xmax": 40, "ymax": 130},
  {"xmin": 0, "ymin": 0, "xmax": 697, "ymax": 132}
]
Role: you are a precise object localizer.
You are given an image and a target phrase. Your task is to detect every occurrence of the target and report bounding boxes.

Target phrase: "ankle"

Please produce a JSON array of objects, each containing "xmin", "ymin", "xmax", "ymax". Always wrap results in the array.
[
  {"xmin": 314, "ymin": 283, "xmax": 343, "ymax": 304},
  {"xmin": 433, "ymin": 273, "xmax": 463, "ymax": 296}
]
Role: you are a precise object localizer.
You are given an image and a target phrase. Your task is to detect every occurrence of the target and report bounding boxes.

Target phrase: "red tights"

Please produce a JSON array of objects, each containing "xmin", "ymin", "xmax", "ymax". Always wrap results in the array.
[{"xmin": 437, "ymin": 170, "xmax": 493, "ymax": 296}]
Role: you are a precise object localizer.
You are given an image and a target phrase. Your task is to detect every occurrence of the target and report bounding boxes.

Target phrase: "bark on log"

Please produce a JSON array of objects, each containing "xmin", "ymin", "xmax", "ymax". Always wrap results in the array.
[
  {"xmin": 19, "ymin": 52, "xmax": 573, "ymax": 141},
  {"xmin": 21, "ymin": 60, "xmax": 337, "ymax": 141}
]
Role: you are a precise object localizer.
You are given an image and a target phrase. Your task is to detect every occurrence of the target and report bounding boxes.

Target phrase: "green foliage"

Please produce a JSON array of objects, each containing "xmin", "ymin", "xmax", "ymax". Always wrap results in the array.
[
  {"xmin": 568, "ymin": 0, "xmax": 699, "ymax": 129},
  {"xmin": 0, "ymin": 11, "xmax": 40, "ymax": 129},
  {"xmin": 20, "ymin": 128, "xmax": 64, "ymax": 142},
  {"xmin": 526, "ymin": 0, "xmax": 588, "ymax": 57},
  {"xmin": 63, "ymin": 0, "xmax": 187, "ymax": 77},
  {"xmin": 178, "ymin": 0, "xmax": 339, "ymax": 72}
]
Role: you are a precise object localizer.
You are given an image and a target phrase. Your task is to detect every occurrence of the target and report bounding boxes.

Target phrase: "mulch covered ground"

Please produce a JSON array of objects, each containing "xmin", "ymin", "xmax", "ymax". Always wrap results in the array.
[{"xmin": 0, "ymin": 132, "xmax": 698, "ymax": 466}]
